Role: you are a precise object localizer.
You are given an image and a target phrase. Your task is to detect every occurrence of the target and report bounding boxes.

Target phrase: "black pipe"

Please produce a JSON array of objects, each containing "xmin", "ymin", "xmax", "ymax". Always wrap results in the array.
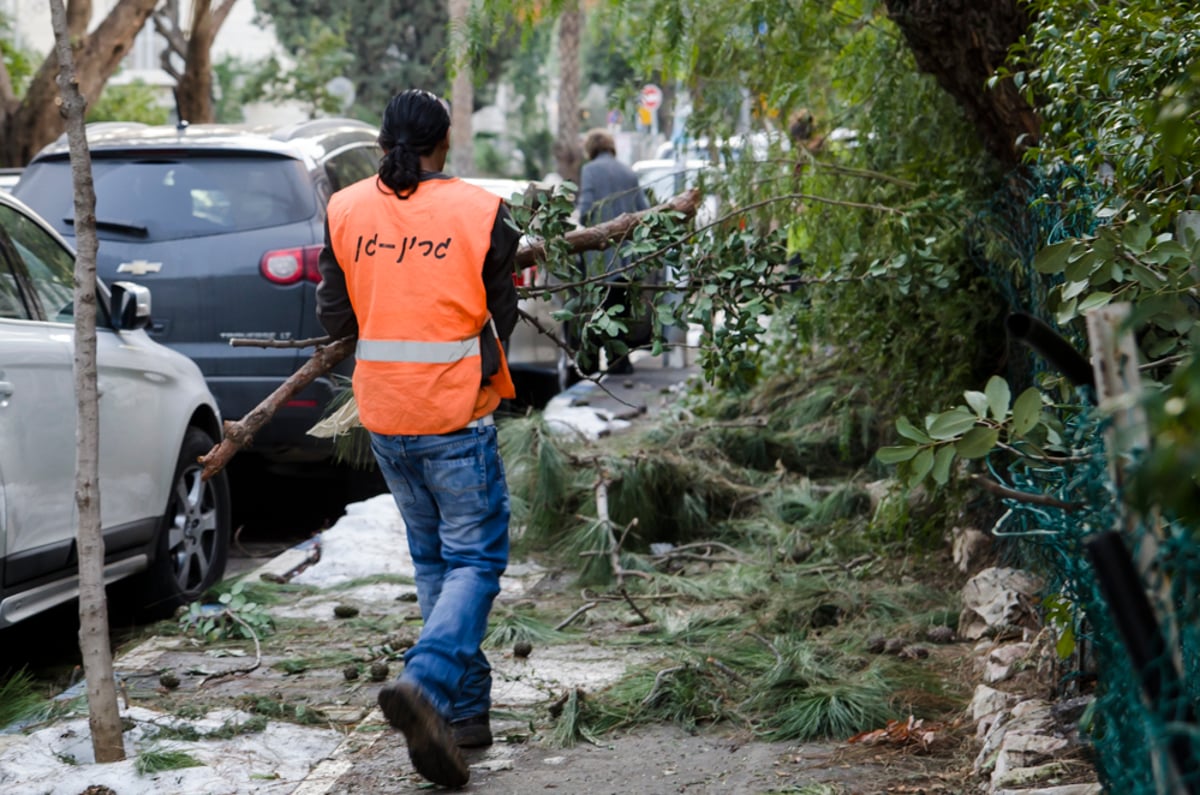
[
  {"xmin": 1085, "ymin": 531, "xmax": 1199, "ymax": 793},
  {"xmin": 1006, "ymin": 312, "xmax": 1095, "ymax": 390}
]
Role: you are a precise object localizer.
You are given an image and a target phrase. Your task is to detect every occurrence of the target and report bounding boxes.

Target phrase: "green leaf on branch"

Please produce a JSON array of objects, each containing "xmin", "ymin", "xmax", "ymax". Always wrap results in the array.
[
  {"xmin": 956, "ymin": 427, "xmax": 1000, "ymax": 459},
  {"xmin": 984, "ymin": 376, "xmax": 1011, "ymax": 421},
  {"xmin": 931, "ymin": 445, "xmax": 956, "ymax": 485},
  {"xmin": 1077, "ymin": 291, "xmax": 1114, "ymax": 313},
  {"xmin": 908, "ymin": 447, "xmax": 934, "ymax": 486},
  {"xmin": 1010, "ymin": 388, "xmax": 1044, "ymax": 438},
  {"xmin": 895, "ymin": 416, "xmax": 933, "ymax": 443},
  {"xmin": 964, "ymin": 390, "xmax": 989, "ymax": 419},
  {"xmin": 926, "ymin": 407, "xmax": 979, "ymax": 440},
  {"xmin": 876, "ymin": 445, "xmax": 920, "ymax": 464},
  {"xmin": 1034, "ymin": 240, "xmax": 1074, "ymax": 274}
]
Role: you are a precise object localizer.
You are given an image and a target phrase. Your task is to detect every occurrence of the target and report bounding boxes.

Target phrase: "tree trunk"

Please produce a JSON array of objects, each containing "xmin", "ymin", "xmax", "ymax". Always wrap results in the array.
[
  {"xmin": 447, "ymin": 0, "xmax": 474, "ymax": 176},
  {"xmin": 50, "ymin": 0, "xmax": 125, "ymax": 765},
  {"xmin": 883, "ymin": 0, "xmax": 1039, "ymax": 166},
  {"xmin": 173, "ymin": 0, "xmax": 236, "ymax": 123},
  {"xmin": 553, "ymin": 0, "xmax": 583, "ymax": 183},
  {"xmin": 198, "ymin": 187, "xmax": 703, "ymax": 480},
  {"xmin": 0, "ymin": 0, "xmax": 159, "ymax": 167}
]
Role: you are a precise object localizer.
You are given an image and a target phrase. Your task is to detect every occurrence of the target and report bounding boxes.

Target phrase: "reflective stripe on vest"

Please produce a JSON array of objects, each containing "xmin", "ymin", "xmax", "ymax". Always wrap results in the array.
[{"xmin": 356, "ymin": 337, "xmax": 480, "ymax": 364}]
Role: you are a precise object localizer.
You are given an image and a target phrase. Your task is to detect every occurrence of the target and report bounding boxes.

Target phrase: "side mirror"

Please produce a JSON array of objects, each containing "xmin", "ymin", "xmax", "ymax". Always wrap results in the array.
[{"xmin": 109, "ymin": 281, "xmax": 152, "ymax": 331}]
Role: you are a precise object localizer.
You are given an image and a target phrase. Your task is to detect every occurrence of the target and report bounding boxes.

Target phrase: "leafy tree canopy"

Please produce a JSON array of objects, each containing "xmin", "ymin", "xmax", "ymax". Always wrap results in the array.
[{"xmin": 254, "ymin": 0, "xmax": 448, "ymax": 115}]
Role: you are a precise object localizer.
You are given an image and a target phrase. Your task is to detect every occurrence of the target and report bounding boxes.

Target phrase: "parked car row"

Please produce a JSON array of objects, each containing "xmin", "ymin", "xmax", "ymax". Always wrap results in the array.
[{"xmin": 0, "ymin": 121, "xmax": 572, "ymax": 631}]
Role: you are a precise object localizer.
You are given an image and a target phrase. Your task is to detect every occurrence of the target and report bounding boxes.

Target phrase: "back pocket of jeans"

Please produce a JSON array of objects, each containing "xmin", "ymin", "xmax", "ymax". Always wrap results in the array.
[{"xmin": 424, "ymin": 446, "xmax": 488, "ymax": 517}]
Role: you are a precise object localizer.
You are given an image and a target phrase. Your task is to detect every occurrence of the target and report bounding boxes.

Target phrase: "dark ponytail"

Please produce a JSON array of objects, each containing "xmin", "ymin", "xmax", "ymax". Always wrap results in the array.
[{"xmin": 377, "ymin": 89, "xmax": 450, "ymax": 199}]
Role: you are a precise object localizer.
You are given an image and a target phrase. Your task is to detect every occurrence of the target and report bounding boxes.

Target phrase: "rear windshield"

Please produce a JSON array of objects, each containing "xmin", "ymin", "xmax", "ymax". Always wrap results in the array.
[{"xmin": 15, "ymin": 153, "xmax": 317, "ymax": 241}]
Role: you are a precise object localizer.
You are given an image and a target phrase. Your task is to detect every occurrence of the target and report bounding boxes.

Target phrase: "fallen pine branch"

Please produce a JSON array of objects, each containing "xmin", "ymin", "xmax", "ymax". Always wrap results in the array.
[{"xmin": 198, "ymin": 188, "xmax": 702, "ymax": 481}]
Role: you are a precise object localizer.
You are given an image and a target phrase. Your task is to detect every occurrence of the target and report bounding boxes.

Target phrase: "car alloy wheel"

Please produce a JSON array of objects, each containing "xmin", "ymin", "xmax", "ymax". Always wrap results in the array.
[{"xmin": 142, "ymin": 427, "xmax": 231, "ymax": 617}]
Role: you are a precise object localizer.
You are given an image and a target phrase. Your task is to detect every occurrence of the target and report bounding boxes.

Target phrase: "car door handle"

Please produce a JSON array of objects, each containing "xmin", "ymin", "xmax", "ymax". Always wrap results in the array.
[{"xmin": 0, "ymin": 380, "xmax": 13, "ymax": 401}]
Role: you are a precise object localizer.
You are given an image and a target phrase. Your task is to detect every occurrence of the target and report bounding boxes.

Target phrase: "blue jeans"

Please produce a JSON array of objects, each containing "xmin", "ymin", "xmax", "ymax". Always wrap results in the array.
[{"xmin": 369, "ymin": 422, "xmax": 510, "ymax": 723}]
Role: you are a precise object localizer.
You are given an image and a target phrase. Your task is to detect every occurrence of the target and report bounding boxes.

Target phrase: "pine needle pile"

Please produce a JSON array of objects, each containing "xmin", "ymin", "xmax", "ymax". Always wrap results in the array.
[{"xmin": 498, "ymin": 358, "xmax": 970, "ymax": 750}]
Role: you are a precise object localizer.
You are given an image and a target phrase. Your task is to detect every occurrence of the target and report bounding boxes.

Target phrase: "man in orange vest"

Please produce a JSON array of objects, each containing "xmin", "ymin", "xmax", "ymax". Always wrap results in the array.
[{"xmin": 316, "ymin": 88, "xmax": 520, "ymax": 789}]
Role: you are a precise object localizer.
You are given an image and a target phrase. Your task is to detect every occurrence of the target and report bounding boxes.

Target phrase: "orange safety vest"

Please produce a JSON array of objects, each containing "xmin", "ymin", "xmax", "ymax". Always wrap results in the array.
[{"xmin": 326, "ymin": 176, "xmax": 516, "ymax": 435}]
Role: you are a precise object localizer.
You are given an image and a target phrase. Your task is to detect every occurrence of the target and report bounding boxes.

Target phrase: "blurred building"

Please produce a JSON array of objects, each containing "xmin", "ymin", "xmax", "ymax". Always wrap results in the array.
[{"xmin": 1, "ymin": 0, "xmax": 304, "ymax": 125}]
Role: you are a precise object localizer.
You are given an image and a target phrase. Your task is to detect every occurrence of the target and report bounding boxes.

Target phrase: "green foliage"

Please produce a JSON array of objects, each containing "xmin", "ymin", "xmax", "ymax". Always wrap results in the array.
[
  {"xmin": 1, "ymin": 13, "xmax": 36, "ymax": 96},
  {"xmin": 875, "ymin": 375, "xmax": 1059, "ymax": 489},
  {"xmin": 1009, "ymin": 0, "xmax": 1200, "ymax": 529},
  {"xmin": 178, "ymin": 581, "xmax": 275, "ymax": 642},
  {"xmin": 245, "ymin": 21, "xmax": 356, "ymax": 120},
  {"xmin": 86, "ymin": 80, "xmax": 171, "ymax": 125},
  {"xmin": 254, "ymin": 0, "xmax": 448, "ymax": 116},
  {"xmin": 484, "ymin": 607, "xmax": 570, "ymax": 649},
  {"xmin": 0, "ymin": 669, "xmax": 48, "ymax": 729},
  {"xmin": 135, "ymin": 746, "xmax": 203, "ymax": 775},
  {"xmin": 1129, "ymin": 351, "xmax": 1200, "ymax": 528}
]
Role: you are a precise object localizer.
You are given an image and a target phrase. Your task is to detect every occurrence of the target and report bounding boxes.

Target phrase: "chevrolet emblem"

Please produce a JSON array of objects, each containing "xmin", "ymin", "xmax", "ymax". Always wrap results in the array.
[{"xmin": 116, "ymin": 259, "xmax": 163, "ymax": 275}]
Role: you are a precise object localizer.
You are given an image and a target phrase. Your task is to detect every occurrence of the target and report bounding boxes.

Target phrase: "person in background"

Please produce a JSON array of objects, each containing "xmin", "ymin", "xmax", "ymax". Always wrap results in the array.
[
  {"xmin": 315, "ymin": 88, "xmax": 520, "ymax": 790},
  {"xmin": 575, "ymin": 128, "xmax": 651, "ymax": 375}
]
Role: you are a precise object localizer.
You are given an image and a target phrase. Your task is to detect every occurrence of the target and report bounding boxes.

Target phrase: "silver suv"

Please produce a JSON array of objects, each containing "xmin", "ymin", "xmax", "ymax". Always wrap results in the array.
[
  {"xmin": 14, "ymin": 119, "xmax": 383, "ymax": 462},
  {"xmin": 0, "ymin": 191, "xmax": 229, "ymax": 626}
]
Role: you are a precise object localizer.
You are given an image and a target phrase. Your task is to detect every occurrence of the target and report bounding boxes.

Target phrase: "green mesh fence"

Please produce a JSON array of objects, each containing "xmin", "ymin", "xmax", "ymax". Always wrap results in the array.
[{"xmin": 969, "ymin": 166, "xmax": 1200, "ymax": 792}]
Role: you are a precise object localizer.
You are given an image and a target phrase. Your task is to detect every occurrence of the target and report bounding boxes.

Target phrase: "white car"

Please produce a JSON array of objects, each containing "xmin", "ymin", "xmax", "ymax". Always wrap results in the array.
[{"xmin": 0, "ymin": 191, "xmax": 230, "ymax": 628}]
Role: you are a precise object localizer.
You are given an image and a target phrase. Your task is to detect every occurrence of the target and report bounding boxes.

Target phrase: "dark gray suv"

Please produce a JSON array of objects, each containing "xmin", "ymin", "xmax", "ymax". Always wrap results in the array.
[{"xmin": 14, "ymin": 119, "xmax": 383, "ymax": 462}]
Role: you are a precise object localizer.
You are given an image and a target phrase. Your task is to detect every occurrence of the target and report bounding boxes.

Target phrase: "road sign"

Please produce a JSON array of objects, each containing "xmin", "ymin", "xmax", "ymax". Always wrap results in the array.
[{"xmin": 640, "ymin": 84, "xmax": 663, "ymax": 111}]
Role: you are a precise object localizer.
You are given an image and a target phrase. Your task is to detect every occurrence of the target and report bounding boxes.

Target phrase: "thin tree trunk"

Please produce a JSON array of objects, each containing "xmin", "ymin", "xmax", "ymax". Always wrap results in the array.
[
  {"xmin": 50, "ymin": 0, "xmax": 125, "ymax": 764},
  {"xmin": 172, "ymin": 0, "xmax": 237, "ymax": 123},
  {"xmin": 553, "ymin": 0, "xmax": 582, "ymax": 183},
  {"xmin": 198, "ymin": 187, "xmax": 702, "ymax": 480},
  {"xmin": 448, "ymin": 0, "xmax": 474, "ymax": 176}
]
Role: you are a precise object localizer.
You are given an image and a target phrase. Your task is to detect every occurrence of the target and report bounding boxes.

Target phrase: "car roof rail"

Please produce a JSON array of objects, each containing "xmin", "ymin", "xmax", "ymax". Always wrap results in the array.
[{"xmin": 270, "ymin": 117, "xmax": 376, "ymax": 143}]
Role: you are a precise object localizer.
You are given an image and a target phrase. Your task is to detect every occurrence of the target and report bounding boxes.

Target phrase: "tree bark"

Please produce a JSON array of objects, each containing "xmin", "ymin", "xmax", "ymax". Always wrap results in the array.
[
  {"xmin": 50, "ymin": 0, "xmax": 126, "ymax": 765},
  {"xmin": 553, "ymin": 0, "xmax": 583, "ymax": 183},
  {"xmin": 172, "ymin": 0, "xmax": 237, "ymax": 123},
  {"xmin": 0, "ymin": 0, "xmax": 159, "ymax": 167},
  {"xmin": 883, "ymin": 0, "xmax": 1039, "ymax": 166},
  {"xmin": 199, "ymin": 187, "xmax": 701, "ymax": 480},
  {"xmin": 448, "ymin": 0, "xmax": 475, "ymax": 177}
]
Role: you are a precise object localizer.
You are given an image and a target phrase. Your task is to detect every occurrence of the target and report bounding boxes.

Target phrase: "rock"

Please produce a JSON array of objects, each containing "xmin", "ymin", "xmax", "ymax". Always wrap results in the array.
[
  {"xmin": 158, "ymin": 670, "xmax": 180, "ymax": 689},
  {"xmin": 994, "ymin": 760, "xmax": 1073, "ymax": 788},
  {"xmin": 959, "ymin": 567, "xmax": 1044, "ymax": 641},
  {"xmin": 368, "ymin": 661, "xmax": 389, "ymax": 682},
  {"xmin": 993, "ymin": 785, "xmax": 1102, "ymax": 795},
  {"xmin": 951, "ymin": 525, "xmax": 992, "ymax": 573},
  {"xmin": 865, "ymin": 635, "xmax": 887, "ymax": 654},
  {"xmin": 513, "ymin": 640, "xmax": 533, "ymax": 658},
  {"xmin": 926, "ymin": 625, "xmax": 956, "ymax": 644},
  {"xmin": 333, "ymin": 604, "xmax": 360, "ymax": 618},
  {"xmin": 992, "ymin": 733, "xmax": 1069, "ymax": 783},
  {"xmin": 970, "ymin": 684, "xmax": 1015, "ymax": 722},
  {"xmin": 342, "ymin": 665, "xmax": 359, "ymax": 681},
  {"xmin": 985, "ymin": 642, "xmax": 1033, "ymax": 684}
]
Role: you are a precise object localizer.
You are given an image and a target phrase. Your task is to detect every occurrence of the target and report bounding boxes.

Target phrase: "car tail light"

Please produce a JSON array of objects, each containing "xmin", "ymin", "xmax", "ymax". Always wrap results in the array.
[
  {"xmin": 512, "ymin": 265, "xmax": 537, "ymax": 287},
  {"xmin": 260, "ymin": 245, "xmax": 324, "ymax": 285}
]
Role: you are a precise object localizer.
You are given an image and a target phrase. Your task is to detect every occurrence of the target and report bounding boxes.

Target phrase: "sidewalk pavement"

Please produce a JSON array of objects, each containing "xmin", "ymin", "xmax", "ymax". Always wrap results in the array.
[{"xmin": 539, "ymin": 347, "xmax": 700, "ymax": 440}]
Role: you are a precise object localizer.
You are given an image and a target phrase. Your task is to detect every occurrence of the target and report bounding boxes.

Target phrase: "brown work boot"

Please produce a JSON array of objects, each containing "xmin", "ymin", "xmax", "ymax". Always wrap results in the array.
[
  {"xmin": 450, "ymin": 713, "xmax": 493, "ymax": 748},
  {"xmin": 378, "ymin": 680, "xmax": 469, "ymax": 788}
]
